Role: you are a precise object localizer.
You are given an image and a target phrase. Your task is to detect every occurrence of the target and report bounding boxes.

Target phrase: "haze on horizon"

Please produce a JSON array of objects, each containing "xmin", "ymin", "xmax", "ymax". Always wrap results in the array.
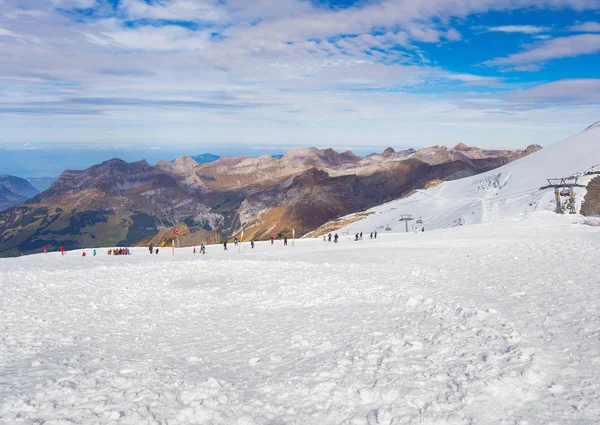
[{"xmin": 0, "ymin": 0, "xmax": 599, "ymax": 150}]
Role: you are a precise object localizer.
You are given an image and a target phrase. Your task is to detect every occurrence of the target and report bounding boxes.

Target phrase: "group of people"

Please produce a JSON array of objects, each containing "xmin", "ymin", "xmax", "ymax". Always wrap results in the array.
[
  {"xmin": 108, "ymin": 248, "xmax": 130, "ymax": 255},
  {"xmin": 323, "ymin": 233, "xmax": 340, "ymax": 243},
  {"xmin": 148, "ymin": 245, "xmax": 159, "ymax": 255},
  {"xmin": 322, "ymin": 230, "xmax": 380, "ymax": 243},
  {"xmin": 224, "ymin": 239, "xmax": 257, "ymax": 250}
]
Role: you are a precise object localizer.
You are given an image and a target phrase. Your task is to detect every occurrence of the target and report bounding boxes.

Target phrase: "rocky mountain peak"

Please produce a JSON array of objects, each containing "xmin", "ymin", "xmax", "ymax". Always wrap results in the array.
[
  {"xmin": 382, "ymin": 147, "xmax": 396, "ymax": 158},
  {"xmin": 453, "ymin": 143, "xmax": 471, "ymax": 151}
]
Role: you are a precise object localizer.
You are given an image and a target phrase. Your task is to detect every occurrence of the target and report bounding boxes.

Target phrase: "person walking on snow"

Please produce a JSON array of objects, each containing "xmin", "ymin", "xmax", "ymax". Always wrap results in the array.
[
  {"xmin": 42, "ymin": 246, "xmax": 47, "ymax": 254},
  {"xmin": 323, "ymin": 235, "xmax": 327, "ymax": 242},
  {"xmin": 93, "ymin": 249, "xmax": 96, "ymax": 256},
  {"xmin": 193, "ymin": 246, "xmax": 196, "ymax": 254},
  {"xmin": 149, "ymin": 244, "xmax": 153, "ymax": 255},
  {"xmin": 223, "ymin": 241, "xmax": 228, "ymax": 251},
  {"xmin": 271, "ymin": 236, "xmax": 274, "ymax": 245},
  {"xmin": 284, "ymin": 237, "xmax": 288, "ymax": 246},
  {"xmin": 374, "ymin": 231, "xmax": 377, "ymax": 239},
  {"xmin": 370, "ymin": 232, "xmax": 373, "ymax": 239},
  {"xmin": 360, "ymin": 231, "xmax": 363, "ymax": 240},
  {"xmin": 234, "ymin": 238, "xmax": 238, "ymax": 247},
  {"xmin": 334, "ymin": 233, "xmax": 339, "ymax": 243},
  {"xmin": 328, "ymin": 233, "xmax": 332, "ymax": 242},
  {"xmin": 60, "ymin": 246, "xmax": 65, "ymax": 255},
  {"xmin": 251, "ymin": 240, "xmax": 255, "ymax": 249}
]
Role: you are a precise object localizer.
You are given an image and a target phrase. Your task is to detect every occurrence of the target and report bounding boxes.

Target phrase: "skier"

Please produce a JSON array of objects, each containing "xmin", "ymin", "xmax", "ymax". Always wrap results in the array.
[
  {"xmin": 422, "ymin": 227, "xmax": 425, "ymax": 232},
  {"xmin": 224, "ymin": 241, "xmax": 228, "ymax": 251},
  {"xmin": 334, "ymin": 233, "xmax": 339, "ymax": 243},
  {"xmin": 271, "ymin": 236, "xmax": 274, "ymax": 245},
  {"xmin": 328, "ymin": 233, "xmax": 332, "ymax": 242},
  {"xmin": 355, "ymin": 233, "xmax": 359, "ymax": 241},
  {"xmin": 251, "ymin": 240, "xmax": 255, "ymax": 249},
  {"xmin": 60, "ymin": 246, "xmax": 65, "ymax": 256},
  {"xmin": 360, "ymin": 231, "xmax": 363, "ymax": 240},
  {"xmin": 370, "ymin": 232, "xmax": 373, "ymax": 239},
  {"xmin": 93, "ymin": 249, "xmax": 97, "ymax": 256},
  {"xmin": 374, "ymin": 231, "xmax": 377, "ymax": 239},
  {"xmin": 149, "ymin": 244, "xmax": 153, "ymax": 255},
  {"xmin": 284, "ymin": 237, "xmax": 288, "ymax": 246},
  {"xmin": 42, "ymin": 246, "xmax": 47, "ymax": 254}
]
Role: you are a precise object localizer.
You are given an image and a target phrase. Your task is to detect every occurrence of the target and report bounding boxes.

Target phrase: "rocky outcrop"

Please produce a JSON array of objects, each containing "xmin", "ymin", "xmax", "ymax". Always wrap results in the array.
[{"xmin": 0, "ymin": 144, "xmax": 540, "ymax": 256}]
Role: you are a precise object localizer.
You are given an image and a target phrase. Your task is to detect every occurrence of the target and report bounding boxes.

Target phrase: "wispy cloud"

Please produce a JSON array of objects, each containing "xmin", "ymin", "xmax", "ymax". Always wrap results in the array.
[
  {"xmin": 482, "ymin": 25, "xmax": 550, "ymax": 34},
  {"xmin": 484, "ymin": 34, "xmax": 600, "ymax": 70},
  {"xmin": 508, "ymin": 79, "xmax": 600, "ymax": 105},
  {"xmin": 569, "ymin": 21, "xmax": 600, "ymax": 32}
]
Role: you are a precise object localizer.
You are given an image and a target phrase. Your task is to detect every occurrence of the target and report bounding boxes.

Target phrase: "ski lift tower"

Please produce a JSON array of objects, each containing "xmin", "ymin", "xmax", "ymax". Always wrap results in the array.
[
  {"xmin": 399, "ymin": 214, "xmax": 414, "ymax": 233},
  {"xmin": 541, "ymin": 177, "xmax": 586, "ymax": 214}
]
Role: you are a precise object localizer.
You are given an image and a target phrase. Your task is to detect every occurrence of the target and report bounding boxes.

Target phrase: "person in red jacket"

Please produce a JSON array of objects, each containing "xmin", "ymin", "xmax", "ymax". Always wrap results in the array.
[
  {"xmin": 270, "ymin": 236, "xmax": 274, "ymax": 245},
  {"xmin": 60, "ymin": 246, "xmax": 65, "ymax": 255},
  {"xmin": 42, "ymin": 246, "xmax": 47, "ymax": 254}
]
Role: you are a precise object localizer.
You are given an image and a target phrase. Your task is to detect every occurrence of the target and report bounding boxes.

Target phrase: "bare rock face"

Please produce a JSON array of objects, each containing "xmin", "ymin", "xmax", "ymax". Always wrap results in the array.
[{"xmin": 0, "ymin": 143, "xmax": 541, "ymax": 256}]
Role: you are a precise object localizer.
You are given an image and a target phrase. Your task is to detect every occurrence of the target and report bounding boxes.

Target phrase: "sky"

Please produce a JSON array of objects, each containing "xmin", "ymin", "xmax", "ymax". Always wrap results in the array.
[{"xmin": 0, "ymin": 0, "xmax": 599, "ymax": 153}]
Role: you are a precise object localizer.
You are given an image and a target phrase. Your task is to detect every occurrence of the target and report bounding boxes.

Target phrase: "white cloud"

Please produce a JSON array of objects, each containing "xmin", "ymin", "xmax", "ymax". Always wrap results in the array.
[
  {"xmin": 0, "ymin": 27, "xmax": 17, "ymax": 37},
  {"xmin": 84, "ymin": 22, "xmax": 211, "ymax": 51},
  {"xmin": 51, "ymin": 0, "xmax": 97, "ymax": 8},
  {"xmin": 483, "ymin": 25, "xmax": 550, "ymax": 34},
  {"xmin": 569, "ymin": 21, "xmax": 600, "ymax": 32},
  {"xmin": 484, "ymin": 34, "xmax": 600, "ymax": 69},
  {"xmin": 508, "ymin": 79, "xmax": 600, "ymax": 105},
  {"xmin": 118, "ymin": 0, "xmax": 226, "ymax": 23}
]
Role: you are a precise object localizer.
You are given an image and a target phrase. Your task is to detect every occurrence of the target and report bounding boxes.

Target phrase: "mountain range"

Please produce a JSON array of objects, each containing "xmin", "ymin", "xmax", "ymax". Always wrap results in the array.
[
  {"xmin": 0, "ymin": 143, "xmax": 541, "ymax": 256},
  {"xmin": 329, "ymin": 124, "xmax": 600, "ymax": 235}
]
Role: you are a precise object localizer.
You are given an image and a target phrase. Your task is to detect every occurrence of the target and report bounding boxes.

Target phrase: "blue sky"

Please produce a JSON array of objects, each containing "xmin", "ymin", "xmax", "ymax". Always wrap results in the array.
[{"xmin": 0, "ymin": 0, "xmax": 599, "ymax": 151}]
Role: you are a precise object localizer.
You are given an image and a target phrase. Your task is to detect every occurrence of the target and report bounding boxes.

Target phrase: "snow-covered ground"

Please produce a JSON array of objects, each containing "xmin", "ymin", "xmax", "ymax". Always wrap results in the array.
[
  {"xmin": 335, "ymin": 124, "xmax": 600, "ymax": 235},
  {"xmin": 1, "ymin": 213, "xmax": 600, "ymax": 424}
]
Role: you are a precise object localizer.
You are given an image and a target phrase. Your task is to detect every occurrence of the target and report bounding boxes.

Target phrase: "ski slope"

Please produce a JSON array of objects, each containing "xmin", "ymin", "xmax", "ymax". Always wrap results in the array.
[
  {"xmin": 337, "ymin": 125, "xmax": 600, "ymax": 234},
  {"xmin": 1, "ymin": 214, "xmax": 600, "ymax": 424}
]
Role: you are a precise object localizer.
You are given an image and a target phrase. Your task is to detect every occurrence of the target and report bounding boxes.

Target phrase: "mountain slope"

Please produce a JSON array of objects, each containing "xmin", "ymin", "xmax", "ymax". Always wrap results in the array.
[
  {"xmin": 330, "ymin": 124, "xmax": 600, "ymax": 235},
  {"xmin": 0, "ymin": 144, "xmax": 539, "ymax": 256}
]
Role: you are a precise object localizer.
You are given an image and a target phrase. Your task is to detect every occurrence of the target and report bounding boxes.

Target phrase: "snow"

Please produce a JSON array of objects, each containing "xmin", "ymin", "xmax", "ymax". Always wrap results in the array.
[
  {"xmin": 337, "ymin": 125, "xmax": 600, "ymax": 234},
  {"xmin": 1, "ymin": 213, "xmax": 600, "ymax": 424}
]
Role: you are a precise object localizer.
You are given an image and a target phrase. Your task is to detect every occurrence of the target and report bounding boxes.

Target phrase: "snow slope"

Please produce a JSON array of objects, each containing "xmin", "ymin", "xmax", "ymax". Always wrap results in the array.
[
  {"xmin": 1, "ymin": 214, "xmax": 600, "ymax": 424},
  {"xmin": 337, "ymin": 125, "xmax": 600, "ymax": 234}
]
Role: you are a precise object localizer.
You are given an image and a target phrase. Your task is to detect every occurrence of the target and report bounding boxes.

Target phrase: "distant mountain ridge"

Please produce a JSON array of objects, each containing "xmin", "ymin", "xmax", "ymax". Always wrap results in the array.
[
  {"xmin": 0, "ymin": 143, "xmax": 541, "ymax": 256},
  {"xmin": 0, "ymin": 175, "xmax": 39, "ymax": 211}
]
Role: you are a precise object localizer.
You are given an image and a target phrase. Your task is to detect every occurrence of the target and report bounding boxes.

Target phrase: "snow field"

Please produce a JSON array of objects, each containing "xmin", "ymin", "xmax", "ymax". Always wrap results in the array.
[{"xmin": 1, "ymin": 213, "xmax": 600, "ymax": 424}]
